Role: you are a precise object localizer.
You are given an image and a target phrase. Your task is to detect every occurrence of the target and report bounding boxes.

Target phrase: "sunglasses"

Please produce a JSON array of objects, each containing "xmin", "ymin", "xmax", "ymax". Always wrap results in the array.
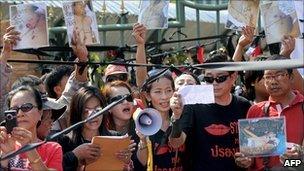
[
  {"xmin": 10, "ymin": 103, "xmax": 37, "ymax": 113},
  {"xmin": 106, "ymin": 74, "xmax": 128, "ymax": 82},
  {"xmin": 108, "ymin": 94, "xmax": 133, "ymax": 104},
  {"xmin": 203, "ymin": 75, "xmax": 231, "ymax": 84}
]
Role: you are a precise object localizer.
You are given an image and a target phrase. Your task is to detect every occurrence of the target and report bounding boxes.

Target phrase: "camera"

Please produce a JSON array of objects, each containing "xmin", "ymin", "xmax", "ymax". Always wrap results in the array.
[{"xmin": 4, "ymin": 110, "xmax": 17, "ymax": 134}]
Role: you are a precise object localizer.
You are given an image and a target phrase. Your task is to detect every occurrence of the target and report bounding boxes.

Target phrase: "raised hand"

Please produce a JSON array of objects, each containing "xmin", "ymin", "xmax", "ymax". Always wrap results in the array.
[
  {"xmin": 132, "ymin": 23, "xmax": 147, "ymax": 45},
  {"xmin": 238, "ymin": 26, "xmax": 254, "ymax": 48},
  {"xmin": 1, "ymin": 26, "xmax": 21, "ymax": 61},
  {"xmin": 170, "ymin": 92, "xmax": 183, "ymax": 119},
  {"xmin": 280, "ymin": 35, "xmax": 295, "ymax": 58},
  {"xmin": 71, "ymin": 29, "xmax": 88, "ymax": 62}
]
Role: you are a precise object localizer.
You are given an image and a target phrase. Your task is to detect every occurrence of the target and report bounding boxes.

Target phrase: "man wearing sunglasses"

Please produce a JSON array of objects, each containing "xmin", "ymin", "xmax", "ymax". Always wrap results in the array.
[{"xmin": 169, "ymin": 53, "xmax": 251, "ymax": 171}]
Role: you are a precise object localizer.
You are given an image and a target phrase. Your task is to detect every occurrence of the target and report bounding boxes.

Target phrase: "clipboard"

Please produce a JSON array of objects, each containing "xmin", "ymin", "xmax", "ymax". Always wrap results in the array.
[{"xmin": 85, "ymin": 135, "xmax": 131, "ymax": 171}]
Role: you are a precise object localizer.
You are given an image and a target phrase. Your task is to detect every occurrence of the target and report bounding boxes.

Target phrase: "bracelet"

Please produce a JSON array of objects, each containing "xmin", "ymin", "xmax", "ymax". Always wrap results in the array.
[
  {"xmin": 138, "ymin": 141, "xmax": 147, "ymax": 150},
  {"xmin": 29, "ymin": 156, "xmax": 41, "ymax": 164}
]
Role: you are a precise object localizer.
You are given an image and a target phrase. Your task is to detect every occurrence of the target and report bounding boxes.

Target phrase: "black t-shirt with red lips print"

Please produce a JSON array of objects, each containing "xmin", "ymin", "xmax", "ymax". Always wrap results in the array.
[
  {"xmin": 149, "ymin": 127, "xmax": 186, "ymax": 171},
  {"xmin": 180, "ymin": 95, "xmax": 251, "ymax": 171}
]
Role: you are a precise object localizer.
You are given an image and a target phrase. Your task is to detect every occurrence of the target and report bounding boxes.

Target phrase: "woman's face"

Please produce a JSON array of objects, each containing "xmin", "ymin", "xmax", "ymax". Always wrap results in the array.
[
  {"xmin": 147, "ymin": 77, "xmax": 173, "ymax": 113},
  {"xmin": 109, "ymin": 86, "xmax": 133, "ymax": 122},
  {"xmin": 10, "ymin": 91, "xmax": 41, "ymax": 131},
  {"xmin": 25, "ymin": 7, "xmax": 40, "ymax": 29},
  {"xmin": 174, "ymin": 74, "xmax": 197, "ymax": 91},
  {"xmin": 74, "ymin": 2, "xmax": 85, "ymax": 16},
  {"xmin": 83, "ymin": 97, "xmax": 103, "ymax": 131}
]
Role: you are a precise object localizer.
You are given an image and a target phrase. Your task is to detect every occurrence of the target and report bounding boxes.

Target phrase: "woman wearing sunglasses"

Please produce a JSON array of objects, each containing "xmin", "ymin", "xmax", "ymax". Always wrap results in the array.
[
  {"xmin": 0, "ymin": 86, "xmax": 63, "ymax": 171},
  {"xmin": 136, "ymin": 69, "xmax": 186, "ymax": 171},
  {"xmin": 102, "ymin": 81, "xmax": 139, "ymax": 170}
]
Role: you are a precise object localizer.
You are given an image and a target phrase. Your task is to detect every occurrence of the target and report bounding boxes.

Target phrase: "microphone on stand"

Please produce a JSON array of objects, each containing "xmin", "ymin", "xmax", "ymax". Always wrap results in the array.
[{"xmin": 0, "ymin": 94, "xmax": 129, "ymax": 161}]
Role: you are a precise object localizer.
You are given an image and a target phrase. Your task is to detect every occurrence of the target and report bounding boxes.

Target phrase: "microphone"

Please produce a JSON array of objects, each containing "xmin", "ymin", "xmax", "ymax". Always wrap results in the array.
[{"xmin": 0, "ymin": 94, "xmax": 129, "ymax": 161}]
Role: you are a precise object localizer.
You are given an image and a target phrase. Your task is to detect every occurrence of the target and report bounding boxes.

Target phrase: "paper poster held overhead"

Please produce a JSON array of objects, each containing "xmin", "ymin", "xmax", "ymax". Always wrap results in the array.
[
  {"xmin": 10, "ymin": 3, "xmax": 49, "ymax": 49},
  {"xmin": 62, "ymin": 0, "xmax": 100, "ymax": 47},
  {"xmin": 138, "ymin": 0, "xmax": 169, "ymax": 30},
  {"xmin": 260, "ymin": 1, "xmax": 301, "ymax": 44},
  {"xmin": 225, "ymin": 0, "xmax": 260, "ymax": 31}
]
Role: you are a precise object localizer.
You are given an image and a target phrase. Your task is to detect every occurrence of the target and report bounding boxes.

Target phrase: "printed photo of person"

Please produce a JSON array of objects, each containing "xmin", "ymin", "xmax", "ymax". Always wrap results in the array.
[
  {"xmin": 63, "ymin": 0, "xmax": 100, "ymax": 46},
  {"xmin": 10, "ymin": 3, "xmax": 48, "ymax": 49},
  {"xmin": 138, "ymin": 0, "xmax": 169, "ymax": 29}
]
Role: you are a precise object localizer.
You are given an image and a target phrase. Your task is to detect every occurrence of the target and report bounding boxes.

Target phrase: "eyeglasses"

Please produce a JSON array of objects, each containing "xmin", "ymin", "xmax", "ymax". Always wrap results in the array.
[
  {"xmin": 108, "ymin": 94, "xmax": 133, "ymax": 104},
  {"xmin": 106, "ymin": 74, "xmax": 128, "ymax": 82},
  {"xmin": 263, "ymin": 73, "xmax": 289, "ymax": 82},
  {"xmin": 10, "ymin": 103, "xmax": 37, "ymax": 113},
  {"xmin": 203, "ymin": 75, "xmax": 231, "ymax": 84}
]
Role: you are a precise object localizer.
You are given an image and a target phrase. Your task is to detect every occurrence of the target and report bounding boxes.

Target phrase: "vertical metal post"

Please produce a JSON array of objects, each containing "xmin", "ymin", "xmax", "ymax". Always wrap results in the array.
[
  {"xmin": 177, "ymin": 28, "xmax": 181, "ymax": 50},
  {"xmin": 216, "ymin": 0, "xmax": 220, "ymax": 49},
  {"xmin": 196, "ymin": 8, "xmax": 200, "ymax": 45},
  {"xmin": 102, "ymin": 17, "xmax": 107, "ymax": 45},
  {"xmin": 258, "ymin": 11, "xmax": 261, "ymax": 34}
]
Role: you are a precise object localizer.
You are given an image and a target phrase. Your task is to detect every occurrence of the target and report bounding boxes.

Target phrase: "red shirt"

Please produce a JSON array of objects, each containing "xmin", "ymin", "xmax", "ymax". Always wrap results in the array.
[
  {"xmin": 9, "ymin": 141, "xmax": 63, "ymax": 171},
  {"xmin": 246, "ymin": 91, "xmax": 304, "ymax": 171}
]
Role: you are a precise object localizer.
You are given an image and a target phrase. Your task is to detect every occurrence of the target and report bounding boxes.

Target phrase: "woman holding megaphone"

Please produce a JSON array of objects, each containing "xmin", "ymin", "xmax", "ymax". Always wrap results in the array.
[{"xmin": 135, "ymin": 69, "xmax": 186, "ymax": 171}]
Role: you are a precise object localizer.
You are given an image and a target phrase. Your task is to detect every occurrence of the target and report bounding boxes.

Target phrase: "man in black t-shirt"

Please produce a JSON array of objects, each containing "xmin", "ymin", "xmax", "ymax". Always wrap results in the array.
[{"xmin": 169, "ymin": 53, "xmax": 251, "ymax": 171}]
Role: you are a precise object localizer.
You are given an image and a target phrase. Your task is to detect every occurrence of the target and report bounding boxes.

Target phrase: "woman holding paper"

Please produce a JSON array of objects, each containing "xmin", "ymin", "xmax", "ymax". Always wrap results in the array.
[
  {"xmin": 58, "ymin": 86, "xmax": 105, "ymax": 171},
  {"xmin": 59, "ymin": 86, "xmax": 135, "ymax": 171},
  {"xmin": 102, "ymin": 81, "xmax": 141, "ymax": 169},
  {"xmin": 0, "ymin": 86, "xmax": 63, "ymax": 171}
]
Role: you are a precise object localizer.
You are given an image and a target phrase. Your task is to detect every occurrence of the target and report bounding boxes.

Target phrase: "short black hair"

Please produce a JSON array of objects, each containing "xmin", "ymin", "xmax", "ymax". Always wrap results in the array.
[
  {"xmin": 265, "ymin": 55, "xmax": 293, "ymax": 75},
  {"xmin": 44, "ymin": 65, "xmax": 73, "ymax": 98},
  {"xmin": 204, "ymin": 52, "xmax": 234, "ymax": 74}
]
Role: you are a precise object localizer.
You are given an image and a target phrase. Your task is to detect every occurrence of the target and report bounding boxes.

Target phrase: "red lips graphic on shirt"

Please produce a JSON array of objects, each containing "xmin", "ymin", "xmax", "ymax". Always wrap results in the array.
[
  {"xmin": 156, "ymin": 145, "xmax": 170, "ymax": 155},
  {"xmin": 204, "ymin": 124, "xmax": 231, "ymax": 136}
]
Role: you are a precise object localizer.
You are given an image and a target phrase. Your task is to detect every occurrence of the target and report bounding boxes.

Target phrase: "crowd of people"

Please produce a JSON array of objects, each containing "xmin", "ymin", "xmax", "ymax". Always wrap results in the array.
[{"xmin": 0, "ymin": 22, "xmax": 303, "ymax": 171}]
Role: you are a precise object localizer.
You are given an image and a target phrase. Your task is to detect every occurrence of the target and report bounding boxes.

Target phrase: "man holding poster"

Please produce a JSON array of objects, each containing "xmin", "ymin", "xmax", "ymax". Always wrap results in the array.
[{"xmin": 235, "ymin": 55, "xmax": 304, "ymax": 171}]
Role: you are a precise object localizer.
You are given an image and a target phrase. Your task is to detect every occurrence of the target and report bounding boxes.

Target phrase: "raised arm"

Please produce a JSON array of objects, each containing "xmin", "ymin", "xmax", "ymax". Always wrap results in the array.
[
  {"xmin": 0, "ymin": 26, "xmax": 20, "ymax": 121},
  {"xmin": 133, "ymin": 23, "xmax": 148, "ymax": 87},
  {"xmin": 279, "ymin": 35, "xmax": 304, "ymax": 94},
  {"xmin": 233, "ymin": 26, "xmax": 254, "ymax": 62},
  {"xmin": 168, "ymin": 92, "xmax": 186, "ymax": 148}
]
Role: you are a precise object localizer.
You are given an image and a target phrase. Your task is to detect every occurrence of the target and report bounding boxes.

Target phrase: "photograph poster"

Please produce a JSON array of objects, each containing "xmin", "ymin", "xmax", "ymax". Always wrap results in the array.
[
  {"xmin": 62, "ymin": 0, "xmax": 100, "ymax": 46},
  {"xmin": 138, "ymin": 0, "xmax": 169, "ymax": 29},
  {"xmin": 225, "ymin": 0, "xmax": 260, "ymax": 31},
  {"xmin": 238, "ymin": 116, "xmax": 287, "ymax": 157},
  {"xmin": 260, "ymin": 1, "xmax": 300, "ymax": 44},
  {"xmin": 10, "ymin": 3, "xmax": 49, "ymax": 49}
]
